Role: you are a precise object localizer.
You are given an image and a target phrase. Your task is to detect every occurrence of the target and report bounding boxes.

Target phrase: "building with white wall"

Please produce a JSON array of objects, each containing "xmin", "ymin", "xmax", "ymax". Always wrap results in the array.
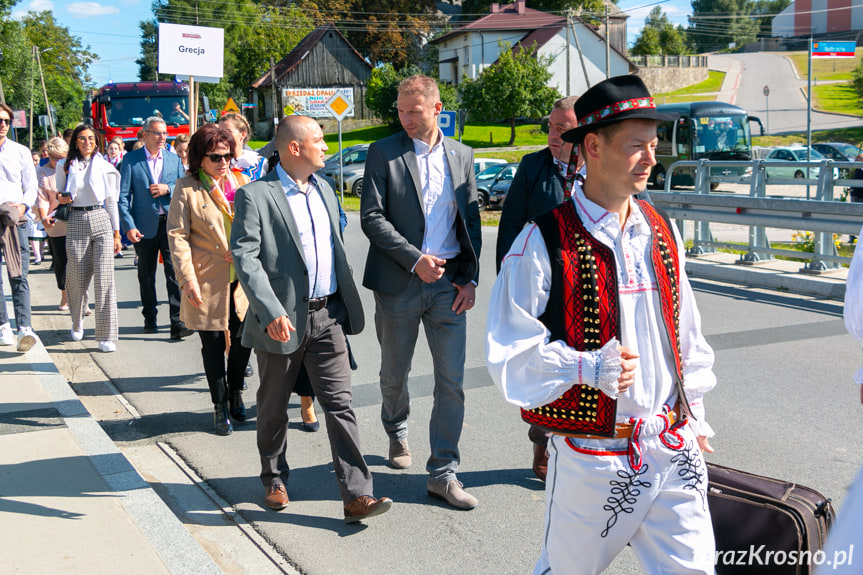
[
  {"xmin": 429, "ymin": 0, "xmax": 635, "ymax": 97},
  {"xmin": 772, "ymin": 0, "xmax": 863, "ymax": 38}
]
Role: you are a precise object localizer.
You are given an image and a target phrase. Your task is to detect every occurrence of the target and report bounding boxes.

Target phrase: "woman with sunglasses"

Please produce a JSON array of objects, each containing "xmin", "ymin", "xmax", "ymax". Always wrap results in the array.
[
  {"xmin": 54, "ymin": 125, "xmax": 122, "ymax": 353},
  {"xmin": 167, "ymin": 124, "xmax": 253, "ymax": 436},
  {"xmin": 34, "ymin": 137, "xmax": 70, "ymax": 310}
]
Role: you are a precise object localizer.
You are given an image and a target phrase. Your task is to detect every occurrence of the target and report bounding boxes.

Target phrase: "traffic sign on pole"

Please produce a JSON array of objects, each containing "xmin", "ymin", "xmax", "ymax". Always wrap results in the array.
[
  {"xmin": 325, "ymin": 93, "xmax": 354, "ymax": 122},
  {"xmin": 437, "ymin": 111, "xmax": 456, "ymax": 138}
]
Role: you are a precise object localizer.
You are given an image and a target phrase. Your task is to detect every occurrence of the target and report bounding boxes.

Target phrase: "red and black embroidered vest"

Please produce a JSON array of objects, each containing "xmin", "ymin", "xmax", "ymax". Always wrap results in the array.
[{"xmin": 521, "ymin": 199, "xmax": 688, "ymax": 437}]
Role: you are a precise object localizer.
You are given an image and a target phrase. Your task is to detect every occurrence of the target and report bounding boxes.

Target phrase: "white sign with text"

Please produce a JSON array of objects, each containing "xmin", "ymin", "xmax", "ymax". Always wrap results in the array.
[{"xmin": 158, "ymin": 23, "xmax": 224, "ymax": 78}]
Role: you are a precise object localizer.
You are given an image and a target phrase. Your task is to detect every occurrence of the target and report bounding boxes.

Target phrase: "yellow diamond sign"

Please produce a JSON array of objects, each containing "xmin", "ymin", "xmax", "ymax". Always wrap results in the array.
[{"xmin": 325, "ymin": 92, "xmax": 354, "ymax": 121}]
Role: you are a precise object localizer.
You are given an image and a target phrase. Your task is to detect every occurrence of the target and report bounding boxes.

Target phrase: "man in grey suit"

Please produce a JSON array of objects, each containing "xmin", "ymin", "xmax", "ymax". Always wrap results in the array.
[
  {"xmin": 361, "ymin": 75, "xmax": 482, "ymax": 510},
  {"xmin": 119, "ymin": 116, "xmax": 191, "ymax": 339},
  {"xmin": 494, "ymin": 96, "xmax": 578, "ymax": 482},
  {"xmin": 231, "ymin": 115, "xmax": 392, "ymax": 523}
]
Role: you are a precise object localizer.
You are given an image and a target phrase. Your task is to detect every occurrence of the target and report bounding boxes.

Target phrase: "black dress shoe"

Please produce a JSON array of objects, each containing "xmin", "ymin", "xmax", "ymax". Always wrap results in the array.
[
  {"xmin": 229, "ymin": 390, "xmax": 246, "ymax": 421},
  {"xmin": 143, "ymin": 320, "xmax": 157, "ymax": 333},
  {"xmin": 170, "ymin": 325, "xmax": 195, "ymax": 340},
  {"xmin": 213, "ymin": 403, "xmax": 233, "ymax": 436},
  {"xmin": 299, "ymin": 421, "xmax": 320, "ymax": 432}
]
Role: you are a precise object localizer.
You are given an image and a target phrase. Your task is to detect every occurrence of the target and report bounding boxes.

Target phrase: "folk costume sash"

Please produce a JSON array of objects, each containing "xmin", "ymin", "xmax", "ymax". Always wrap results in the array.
[{"xmin": 521, "ymin": 198, "xmax": 690, "ymax": 437}]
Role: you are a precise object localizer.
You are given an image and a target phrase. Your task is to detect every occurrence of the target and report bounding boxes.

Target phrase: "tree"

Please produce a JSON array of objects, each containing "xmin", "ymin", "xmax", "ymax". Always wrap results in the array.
[
  {"xmin": 365, "ymin": 63, "xmax": 456, "ymax": 126},
  {"xmin": 0, "ymin": 9, "xmax": 96, "ymax": 133},
  {"xmin": 632, "ymin": 7, "xmax": 691, "ymax": 56},
  {"xmin": 459, "ymin": 42, "xmax": 560, "ymax": 146},
  {"xmin": 266, "ymin": 0, "xmax": 440, "ymax": 69},
  {"xmin": 137, "ymin": 1, "xmax": 313, "ymax": 107},
  {"xmin": 689, "ymin": 0, "xmax": 759, "ymax": 52},
  {"xmin": 752, "ymin": 0, "xmax": 791, "ymax": 38}
]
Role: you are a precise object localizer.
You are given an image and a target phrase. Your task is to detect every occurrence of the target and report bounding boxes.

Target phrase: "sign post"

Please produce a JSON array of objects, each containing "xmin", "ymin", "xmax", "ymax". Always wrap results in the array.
[
  {"xmin": 763, "ymin": 85, "xmax": 769, "ymax": 135},
  {"xmin": 325, "ymin": 92, "xmax": 355, "ymax": 203}
]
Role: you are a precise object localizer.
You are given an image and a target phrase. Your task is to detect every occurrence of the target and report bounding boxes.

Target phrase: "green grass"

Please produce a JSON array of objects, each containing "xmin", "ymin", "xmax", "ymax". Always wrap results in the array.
[
  {"xmin": 813, "ymin": 83, "xmax": 863, "ymax": 116},
  {"xmin": 753, "ymin": 126, "xmax": 863, "ymax": 148},
  {"xmin": 653, "ymin": 70, "xmax": 726, "ymax": 104}
]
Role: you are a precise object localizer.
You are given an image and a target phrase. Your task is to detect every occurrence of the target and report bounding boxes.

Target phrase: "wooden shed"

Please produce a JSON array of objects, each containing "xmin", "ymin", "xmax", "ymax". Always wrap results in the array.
[{"xmin": 250, "ymin": 25, "xmax": 374, "ymax": 137}]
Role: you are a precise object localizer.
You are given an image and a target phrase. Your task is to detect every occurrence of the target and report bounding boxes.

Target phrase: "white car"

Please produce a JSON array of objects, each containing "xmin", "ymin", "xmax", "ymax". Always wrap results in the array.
[
  {"xmin": 764, "ymin": 147, "xmax": 838, "ymax": 180},
  {"xmin": 474, "ymin": 157, "xmax": 506, "ymax": 175}
]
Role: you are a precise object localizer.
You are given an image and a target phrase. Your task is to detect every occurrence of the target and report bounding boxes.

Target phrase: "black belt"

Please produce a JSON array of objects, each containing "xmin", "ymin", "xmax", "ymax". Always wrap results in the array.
[
  {"xmin": 308, "ymin": 295, "xmax": 331, "ymax": 312},
  {"xmin": 159, "ymin": 213, "xmax": 168, "ymax": 221},
  {"xmin": 71, "ymin": 205, "xmax": 101, "ymax": 212}
]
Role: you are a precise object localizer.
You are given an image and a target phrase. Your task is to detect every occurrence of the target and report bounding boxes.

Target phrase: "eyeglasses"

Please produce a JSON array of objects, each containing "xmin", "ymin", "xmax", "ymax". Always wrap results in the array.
[
  {"xmin": 0, "ymin": 118, "xmax": 11, "ymax": 126},
  {"xmin": 206, "ymin": 153, "xmax": 232, "ymax": 163},
  {"xmin": 148, "ymin": 131, "xmax": 168, "ymax": 138}
]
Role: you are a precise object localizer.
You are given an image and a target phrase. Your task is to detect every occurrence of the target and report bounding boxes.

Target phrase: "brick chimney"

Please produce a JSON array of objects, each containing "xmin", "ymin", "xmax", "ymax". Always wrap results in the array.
[
  {"xmin": 517, "ymin": 0, "xmax": 526, "ymax": 14},
  {"xmin": 491, "ymin": 3, "xmax": 499, "ymax": 13}
]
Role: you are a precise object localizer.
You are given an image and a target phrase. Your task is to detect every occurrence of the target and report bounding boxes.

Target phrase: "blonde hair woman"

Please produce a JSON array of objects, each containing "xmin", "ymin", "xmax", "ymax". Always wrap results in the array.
[
  {"xmin": 219, "ymin": 112, "xmax": 267, "ymax": 181},
  {"xmin": 34, "ymin": 137, "xmax": 70, "ymax": 309}
]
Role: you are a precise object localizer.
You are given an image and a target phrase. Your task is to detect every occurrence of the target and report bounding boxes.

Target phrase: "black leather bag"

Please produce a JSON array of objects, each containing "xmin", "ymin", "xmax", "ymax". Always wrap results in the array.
[
  {"xmin": 708, "ymin": 462, "xmax": 835, "ymax": 574},
  {"xmin": 53, "ymin": 202, "xmax": 70, "ymax": 221}
]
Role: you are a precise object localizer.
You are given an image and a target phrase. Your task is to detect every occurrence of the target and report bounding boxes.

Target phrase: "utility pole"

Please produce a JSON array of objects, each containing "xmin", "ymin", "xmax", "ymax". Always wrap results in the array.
[
  {"xmin": 571, "ymin": 11, "xmax": 591, "ymax": 90},
  {"xmin": 35, "ymin": 47, "xmax": 54, "ymax": 136},
  {"xmin": 28, "ymin": 46, "xmax": 35, "ymax": 149},
  {"xmin": 270, "ymin": 56, "xmax": 278, "ymax": 133},
  {"xmin": 605, "ymin": 5, "xmax": 611, "ymax": 79},
  {"xmin": 0, "ymin": 48, "xmax": 6, "ymax": 105},
  {"xmin": 565, "ymin": 10, "xmax": 571, "ymax": 96}
]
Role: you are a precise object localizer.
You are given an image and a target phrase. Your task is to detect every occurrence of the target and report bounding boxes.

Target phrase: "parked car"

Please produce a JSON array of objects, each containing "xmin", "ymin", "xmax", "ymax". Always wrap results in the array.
[
  {"xmin": 474, "ymin": 157, "xmax": 506, "ymax": 175},
  {"xmin": 475, "ymin": 162, "xmax": 518, "ymax": 210},
  {"xmin": 320, "ymin": 144, "xmax": 368, "ymax": 197},
  {"xmin": 812, "ymin": 142, "xmax": 861, "ymax": 178},
  {"xmin": 764, "ymin": 146, "xmax": 838, "ymax": 180},
  {"xmin": 487, "ymin": 163, "xmax": 520, "ymax": 208}
]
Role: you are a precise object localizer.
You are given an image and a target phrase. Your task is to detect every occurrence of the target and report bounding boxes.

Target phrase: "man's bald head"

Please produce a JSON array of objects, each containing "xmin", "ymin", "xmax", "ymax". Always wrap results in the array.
[
  {"xmin": 275, "ymin": 115, "xmax": 317, "ymax": 155},
  {"xmin": 275, "ymin": 115, "xmax": 328, "ymax": 180}
]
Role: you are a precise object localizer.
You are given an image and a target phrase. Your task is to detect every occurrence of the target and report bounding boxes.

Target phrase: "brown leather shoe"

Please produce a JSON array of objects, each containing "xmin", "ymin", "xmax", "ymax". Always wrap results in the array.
[
  {"xmin": 264, "ymin": 484, "xmax": 289, "ymax": 511},
  {"xmin": 533, "ymin": 443, "xmax": 548, "ymax": 482},
  {"xmin": 344, "ymin": 495, "xmax": 393, "ymax": 523}
]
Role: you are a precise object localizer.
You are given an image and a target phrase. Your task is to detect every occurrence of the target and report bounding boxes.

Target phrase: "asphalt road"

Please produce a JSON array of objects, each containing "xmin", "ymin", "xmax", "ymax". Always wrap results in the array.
[
  {"xmin": 710, "ymin": 52, "xmax": 863, "ymax": 135},
  {"xmin": 27, "ymin": 214, "xmax": 863, "ymax": 575}
]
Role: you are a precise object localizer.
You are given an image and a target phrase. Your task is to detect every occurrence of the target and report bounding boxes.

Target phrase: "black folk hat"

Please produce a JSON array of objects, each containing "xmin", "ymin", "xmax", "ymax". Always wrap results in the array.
[{"xmin": 562, "ymin": 75, "xmax": 677, "ymax": 144}]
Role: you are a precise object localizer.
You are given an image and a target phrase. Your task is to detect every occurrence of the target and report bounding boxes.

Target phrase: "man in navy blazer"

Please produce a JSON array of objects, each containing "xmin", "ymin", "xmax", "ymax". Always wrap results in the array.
[{"xmin": 119, "ymin": 117, "xmax": 191, "ymax": 339}]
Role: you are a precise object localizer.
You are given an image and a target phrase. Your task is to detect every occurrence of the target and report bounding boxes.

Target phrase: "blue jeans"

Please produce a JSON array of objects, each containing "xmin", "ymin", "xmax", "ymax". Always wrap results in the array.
[
  {"xmin": 374, "ymin": 276, "xmax": 467, "ymax": 482},
  {"xmin": 0, "ymin": 223, "xmax": 31, "ymax": 329}
]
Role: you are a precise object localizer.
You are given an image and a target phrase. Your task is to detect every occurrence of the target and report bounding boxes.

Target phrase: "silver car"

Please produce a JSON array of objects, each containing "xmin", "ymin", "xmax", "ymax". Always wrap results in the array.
[{"xmin": 320, "ymin": 144, "xmax": 368, "ymax": 197}]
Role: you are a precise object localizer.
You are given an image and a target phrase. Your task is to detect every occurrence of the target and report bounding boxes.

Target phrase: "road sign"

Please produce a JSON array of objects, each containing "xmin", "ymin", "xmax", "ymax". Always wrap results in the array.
[
  {"xmin": 325, "ymin": 92, "xmax": 354, "ymax": 122},
  {"xmin": 812, "ymin": 41, "xmax": 856, "ymax": 58},
  {"xmin": 207, "ymin": 109, "xmax": 218, "ymax": 122},
  {"xmin": 438, "ymin": 111, "xmax": 456, "ymax": 138},
  {"xmin": 763, "ymin": 85, "xmax": 770, "ymax": 97},
  {"xmin": 11, "ymin": 110, "xmax": 26, "ymax": 129},
  {"xmin": 221, "ymin": 97, "xmax": 240, "ymax": 116}
]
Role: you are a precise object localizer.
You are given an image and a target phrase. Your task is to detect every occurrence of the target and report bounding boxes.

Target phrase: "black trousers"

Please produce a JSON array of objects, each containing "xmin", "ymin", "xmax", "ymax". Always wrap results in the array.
[
  {"xmin": 198, "ymin": 282, "xmax": 252, "ymax": 404},
  {"xmin": 134, "ymin": 216, "xmax": 181, "ymax": 327},
  {"xmin": 47, "ymin": 235, "xmax": 67, "ymax": 291}
]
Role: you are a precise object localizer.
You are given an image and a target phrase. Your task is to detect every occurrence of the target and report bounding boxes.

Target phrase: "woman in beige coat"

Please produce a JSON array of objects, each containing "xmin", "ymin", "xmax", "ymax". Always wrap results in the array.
[{"xmin": 167, "ymin": 124, "xmax": 251, "ymax": 436}]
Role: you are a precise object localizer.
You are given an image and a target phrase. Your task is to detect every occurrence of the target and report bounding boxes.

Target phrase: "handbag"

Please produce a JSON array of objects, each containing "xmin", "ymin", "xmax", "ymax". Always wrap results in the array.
[{"xmin": 53, "ymin": 202, "xmax": 70, "ymax": 221}]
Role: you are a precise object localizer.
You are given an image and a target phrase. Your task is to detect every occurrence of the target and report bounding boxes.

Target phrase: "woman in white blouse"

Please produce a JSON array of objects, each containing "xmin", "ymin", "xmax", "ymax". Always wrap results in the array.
[{"xmin": 55, "ymin": 125, "xmax": 122, "ymax": 353}]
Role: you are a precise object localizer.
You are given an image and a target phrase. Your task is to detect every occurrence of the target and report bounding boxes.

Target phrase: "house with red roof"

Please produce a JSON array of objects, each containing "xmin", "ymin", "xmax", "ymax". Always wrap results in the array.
[{"xmin": 429, "ymin": 0, "xmax": 635, "ymax": 97}]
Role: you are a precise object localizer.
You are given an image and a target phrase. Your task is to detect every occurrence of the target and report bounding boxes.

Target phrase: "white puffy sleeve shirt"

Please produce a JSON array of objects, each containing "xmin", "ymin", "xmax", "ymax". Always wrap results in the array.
[
  {"xmin": 486, "ymin": 188, "xmax": 717, "ymax": 437},
  {"xmin": 843, "ymin": 227, "xmax": 863, "ymax": 383}
]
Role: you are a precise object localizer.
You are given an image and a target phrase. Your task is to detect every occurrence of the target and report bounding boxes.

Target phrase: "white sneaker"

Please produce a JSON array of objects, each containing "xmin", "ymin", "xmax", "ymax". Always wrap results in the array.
[
  {"xmin": 98, "ymin": 341, "xmax": 116, "ymax": 353},
  {"xmin": 70, "ymin": 326, "xmax": 84, "ymax": 341},
  {"xmin": 0, "ymin": 323, "xmax": 14, "ymax": 346},
  {"xmin": 17, "ymin": 327, "xmax": 39, "ymax": 353}
]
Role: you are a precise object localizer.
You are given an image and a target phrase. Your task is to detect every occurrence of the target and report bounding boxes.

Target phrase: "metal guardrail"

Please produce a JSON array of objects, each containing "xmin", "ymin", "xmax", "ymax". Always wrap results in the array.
[{"xmin": 650, "ymin": 159, "xmax": 863, "ymax": 272}]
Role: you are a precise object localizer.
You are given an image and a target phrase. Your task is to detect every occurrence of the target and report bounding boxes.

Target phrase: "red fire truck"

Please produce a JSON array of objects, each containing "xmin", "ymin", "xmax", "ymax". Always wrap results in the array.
[{"xmin": 82, "ymin": 81, "xmax": 191, "ymax": 150}]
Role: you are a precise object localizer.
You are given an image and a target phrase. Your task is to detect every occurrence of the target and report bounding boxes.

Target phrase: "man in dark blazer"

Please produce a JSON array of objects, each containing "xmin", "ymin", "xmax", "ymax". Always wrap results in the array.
[
  {"xmin": 494, "ymin": 96, "xmax": 578, "ymax": 482},
  {"xmin": 231, "ymin": 115, "xmax": 392, "ymax": 523},
  {"xmin": 361, "ymin": 75, "xmax": 481, "ymax": 510},
  {"xmin": 118, "ymin": 116, "xmax": 190, "ymax": 339},
  {"xmin": 495, "ymin": 96, "xmax": 579, "ymax": 272}
]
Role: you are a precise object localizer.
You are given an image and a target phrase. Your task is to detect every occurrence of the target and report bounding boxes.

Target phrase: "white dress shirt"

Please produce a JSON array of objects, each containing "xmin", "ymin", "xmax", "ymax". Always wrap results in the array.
[
  {"xmin": 486, "ymin": 185, "xmax": 717, "ymax": 437},
  {"xmin": 413, "ymin": 130, "xmax": 459, "ymax": 266},
  {"xmin": 145, "ymin": 147, "xmax": 165, "ymax": 214},
  {"xmin": 0, "ymin": 138, "xmax": 38, "ymax": 208},
  {"xmin": 276, "ymin": 164, "xmax": 336, "ymax": 299}
]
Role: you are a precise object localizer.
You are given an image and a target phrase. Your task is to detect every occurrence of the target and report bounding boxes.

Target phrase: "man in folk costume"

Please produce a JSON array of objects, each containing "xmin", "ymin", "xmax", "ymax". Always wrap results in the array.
[{"xmin": 486, "ymin": 75, "xmax": 718, "ymax": 574}]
